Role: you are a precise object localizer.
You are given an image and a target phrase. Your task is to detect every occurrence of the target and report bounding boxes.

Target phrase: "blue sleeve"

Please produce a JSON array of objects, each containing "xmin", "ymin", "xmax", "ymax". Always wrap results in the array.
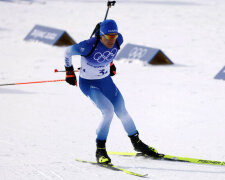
[
  {"xmin": 69, "ymin": 38, "xmax": 96, "ymax": 56},
  {"xmin": 64, "ymin": 37, "xmax": 96, "ymax": 67}
]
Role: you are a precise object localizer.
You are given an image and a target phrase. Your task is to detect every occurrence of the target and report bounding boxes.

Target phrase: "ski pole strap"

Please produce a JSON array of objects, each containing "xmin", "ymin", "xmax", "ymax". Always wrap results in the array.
[{"xmin": 66, "ymin": 75, "xmax": 75, "ymax": 78}]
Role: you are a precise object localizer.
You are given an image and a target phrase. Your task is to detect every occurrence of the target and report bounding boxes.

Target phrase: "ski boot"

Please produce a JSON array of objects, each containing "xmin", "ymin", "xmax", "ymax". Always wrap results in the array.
[
  {"xmin": 96, "ymin": 140, "xmax": 111, "ymax": 164},
  {"xmin": 129, "ymin": 131, "xmax": 163, "ymax": 158}
]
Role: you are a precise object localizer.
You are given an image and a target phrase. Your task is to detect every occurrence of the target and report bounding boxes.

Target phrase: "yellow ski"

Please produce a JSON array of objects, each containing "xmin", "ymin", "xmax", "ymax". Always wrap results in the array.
[
  {"xmin": 108, "ymin": 151, "xmax": 225, "ymax": 166},
  {"xmin": 75, "ymin": 158, "xmax": 148, "ymax": 177}
]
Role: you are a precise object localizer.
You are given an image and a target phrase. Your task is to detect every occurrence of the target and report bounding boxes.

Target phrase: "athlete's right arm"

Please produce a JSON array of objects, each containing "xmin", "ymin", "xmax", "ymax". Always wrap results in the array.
[
  {"xmin": 64, "ymin": 38, "xmax": 96, "ymax": 67},
  {"xmin": 64, "ymin": 39, "xmax": 94, "ymax": 86},
  {"xmin": 64, "ymin": 44, "xmax": 80, "ymax": 67}
]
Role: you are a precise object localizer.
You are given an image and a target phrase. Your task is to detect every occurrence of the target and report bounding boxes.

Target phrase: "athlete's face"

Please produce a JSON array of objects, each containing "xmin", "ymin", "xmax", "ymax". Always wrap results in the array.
[{"xmin": 101, "ymin": 33, "xmax": 118, "ymax": 49}]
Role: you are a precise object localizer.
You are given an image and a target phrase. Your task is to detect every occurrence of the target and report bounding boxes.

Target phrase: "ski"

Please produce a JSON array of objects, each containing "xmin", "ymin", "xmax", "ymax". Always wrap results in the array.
[
  {"xmin": 108, "ymin": 151, "xmax": 225, "ymax": 166},
  {"xmin": 75, "ymin": 158, "xmax": 148, "ymax": 177}
]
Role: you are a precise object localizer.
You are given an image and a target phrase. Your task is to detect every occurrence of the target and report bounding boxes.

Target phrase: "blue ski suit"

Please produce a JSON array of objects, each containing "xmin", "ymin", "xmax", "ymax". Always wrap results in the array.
[{"xmin": 64, "ymin": 34, "xmax": 137, "ymax": 141}]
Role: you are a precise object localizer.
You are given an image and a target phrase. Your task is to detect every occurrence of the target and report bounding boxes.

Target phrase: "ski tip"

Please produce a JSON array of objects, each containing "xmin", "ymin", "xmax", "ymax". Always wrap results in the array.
[{"xmin": 144, "ymin": 174, "xmax": 149, "ymax": 177}]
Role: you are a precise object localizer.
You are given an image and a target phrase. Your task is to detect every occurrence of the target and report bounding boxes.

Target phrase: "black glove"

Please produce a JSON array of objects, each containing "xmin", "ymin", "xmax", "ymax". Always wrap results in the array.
[
  {"xmin": 65, "ymin": 66, "xmax": 77, "ymax": 86},
  {"xmin": 110, "ymin": 62, "xmax": 116, "ymax": 76}
]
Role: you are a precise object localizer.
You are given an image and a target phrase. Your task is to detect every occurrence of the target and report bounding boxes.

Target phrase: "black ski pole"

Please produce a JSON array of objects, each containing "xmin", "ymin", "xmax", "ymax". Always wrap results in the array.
[
  {"xmin": 104, "ymin": 0, "xmax": 116, "ymax": 21},
  {"xmin": 90, "ymin": 0, "xmax": 116, "ymax": 38}
]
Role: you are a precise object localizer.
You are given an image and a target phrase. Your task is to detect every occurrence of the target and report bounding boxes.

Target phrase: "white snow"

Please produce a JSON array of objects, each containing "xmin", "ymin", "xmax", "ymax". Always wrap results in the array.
[{"xmin": 0, "ymin": 0, "xmax": 225, "ymax": 179}]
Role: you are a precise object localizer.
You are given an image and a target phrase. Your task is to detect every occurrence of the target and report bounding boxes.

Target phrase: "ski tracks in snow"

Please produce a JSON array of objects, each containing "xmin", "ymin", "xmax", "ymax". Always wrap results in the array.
[{"xmin": 0, "ymin": 126, "xmax": 77, "ymax": 180}]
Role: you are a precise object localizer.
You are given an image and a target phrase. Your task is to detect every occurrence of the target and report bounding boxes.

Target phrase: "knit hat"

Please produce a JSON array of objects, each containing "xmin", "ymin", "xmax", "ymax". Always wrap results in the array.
[{"xmin": 100, "ymin": 19, "xmax": 118, "ymax": 35}]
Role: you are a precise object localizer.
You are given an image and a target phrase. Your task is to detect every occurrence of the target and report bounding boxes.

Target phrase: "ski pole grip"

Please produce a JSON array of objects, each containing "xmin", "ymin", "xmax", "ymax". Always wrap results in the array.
[
  {"xmin": 108, "ymin": 1, "xmax": 116, "ymax": 7},
  {"xmin": 104, "ymin": 1, "xmax": 116, "ymax": 20}
]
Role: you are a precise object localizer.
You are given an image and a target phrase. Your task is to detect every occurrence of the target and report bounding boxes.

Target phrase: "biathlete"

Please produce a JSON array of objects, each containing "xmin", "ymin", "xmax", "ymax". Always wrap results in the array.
[{"xmin": 64, "ymin": 19, "xmax": 161, "ymax": 164}]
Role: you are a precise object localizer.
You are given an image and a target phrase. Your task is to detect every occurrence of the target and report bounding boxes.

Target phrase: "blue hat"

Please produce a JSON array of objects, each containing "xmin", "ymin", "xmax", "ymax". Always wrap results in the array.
[{"xmin": 100, "ymin": 19, "xmax": 118, "ymax": 35}]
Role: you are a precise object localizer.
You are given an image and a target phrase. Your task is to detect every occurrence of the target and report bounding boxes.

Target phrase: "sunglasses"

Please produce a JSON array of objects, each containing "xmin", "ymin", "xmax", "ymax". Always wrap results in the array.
[{"xmin": 104, "ymin": 34, "xmax": 118, "ymax": 40}]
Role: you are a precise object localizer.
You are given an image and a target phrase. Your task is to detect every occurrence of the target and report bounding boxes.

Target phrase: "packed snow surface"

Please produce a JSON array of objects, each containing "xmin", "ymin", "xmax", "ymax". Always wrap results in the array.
[{"xmin": 0, "ymin": 0, "xmax": 225, "ymax": 179}]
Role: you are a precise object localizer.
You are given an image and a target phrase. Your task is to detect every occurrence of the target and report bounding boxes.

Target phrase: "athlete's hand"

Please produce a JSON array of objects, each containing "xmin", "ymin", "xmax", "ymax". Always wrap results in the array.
[
  {"xmin": 65, "ymin": 66, "xmax": 77, "ymax": 86},
  {"xmin": 110, "ymin": 62, "xmax": 116, "ymax": 76}
]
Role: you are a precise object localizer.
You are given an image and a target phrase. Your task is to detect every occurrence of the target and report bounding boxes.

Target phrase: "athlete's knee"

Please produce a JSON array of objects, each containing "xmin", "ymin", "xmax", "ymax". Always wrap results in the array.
[
  {"xmin": 114, "ymin": 103, "xmax": 128, "ymax": 118},
  {"xmin": 101, "ymin": 103, "xmax": 114, "ymax": 120}
]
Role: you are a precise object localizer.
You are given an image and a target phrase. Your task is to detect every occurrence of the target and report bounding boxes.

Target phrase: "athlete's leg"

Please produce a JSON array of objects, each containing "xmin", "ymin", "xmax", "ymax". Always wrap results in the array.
[
  {"xmin": 100, "ymin": 77, "xmax": 137, "ymax": 136},
  {"xmin": 79, "ymin": 77, "xmax": 113, "ymax": 164},
  {"xmin": 79, "ymin": 77, "xmax": 114, "ymax": 141},
  {"xmin": 112, "ymin": 90, "xmax": 137, "ymax": 136},
  {"xmin": 105, "ymin": 79, "xmax": 161, "ymax": 157},
  {"xmin": 89, "ymin": 88, "xmax": 114, "ymax": 141}
]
